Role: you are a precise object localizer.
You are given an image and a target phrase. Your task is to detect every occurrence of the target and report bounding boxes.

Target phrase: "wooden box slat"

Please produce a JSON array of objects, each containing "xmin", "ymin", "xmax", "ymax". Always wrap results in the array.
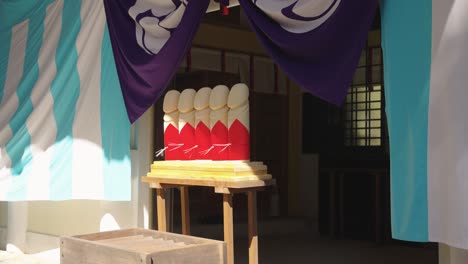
[
  {"xmin": 61, "ymin": 228, "xmax": 226, "ymax": 264},
  {"xmin": 100, "ymin": 236, "xmax": 154, "ymax": 248},
  {"xmin": 97, "ymin": 235, "xmax": 145, "ymax": 243}
]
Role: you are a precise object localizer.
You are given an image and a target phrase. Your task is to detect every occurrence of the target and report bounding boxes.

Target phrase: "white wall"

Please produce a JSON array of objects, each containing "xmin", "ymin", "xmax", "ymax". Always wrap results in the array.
[
  {"xmin": 1, "ymin": 106, "xmax": 154, "ymax": 253},
  {"xmin": 0, "ymin": 202, "xmax": 7, "ymax": 227},
  {"xmin": 0, "ymin": 201, "xmax": 8, "ymax": 250},
  {"xmin": 440, "ymin": 244, "xmax": 468, "ymax": 264},
  {"xmin": 27, "ymin": 200, "xmax": 137, "ymax": 237}
]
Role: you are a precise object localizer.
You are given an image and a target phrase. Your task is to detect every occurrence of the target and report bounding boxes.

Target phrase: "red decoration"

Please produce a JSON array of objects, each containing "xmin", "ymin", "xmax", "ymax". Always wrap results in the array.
[
  {"xmin": 179, "ymin": 123, "xmax": 196, "ymax": 160},
  {"xmin": 222, "ymin": 5, "xmax": 229, "ymax": 16},
  {"xmin": 228, "ymin": 119, "xmax": 250, "ymax": 160},
  {"xmin": 164, "ymin": 124, "xmax": 183, "ymax": 160},
  {"xmin": 195, "ymin": 122, "xmax": 211, "ymax": 159},
  {"xmin": 211, "ymin": 121, "xmax": 229, "ymax": 160}
]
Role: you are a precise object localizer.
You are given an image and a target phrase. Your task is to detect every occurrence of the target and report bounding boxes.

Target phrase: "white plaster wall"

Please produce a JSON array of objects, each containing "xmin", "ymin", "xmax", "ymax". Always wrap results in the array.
[
  {"xmin": 0, "ymin": 202, "xmax": 7, "ymax": 227},
  {"xmin": 440, "ymin": 244, "xmax": 468, "ymax": 264},
  {"xmin": 0, "ymin": 201, "xmax": 8, "ymax": 250},
  {"xmin": 27, "ymin": 200, "xmax": 136, "ymax": 237}
]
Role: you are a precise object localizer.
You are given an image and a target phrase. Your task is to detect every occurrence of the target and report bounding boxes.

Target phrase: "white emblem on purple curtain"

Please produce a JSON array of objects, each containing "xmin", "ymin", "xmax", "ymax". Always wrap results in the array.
[
  {"xmin": 252, "ymin": 0, "xmax": 341, "ymax": 34},
  {"xmin": 129, "ymin": 0, "xmax": 188, "ymax": 55}
]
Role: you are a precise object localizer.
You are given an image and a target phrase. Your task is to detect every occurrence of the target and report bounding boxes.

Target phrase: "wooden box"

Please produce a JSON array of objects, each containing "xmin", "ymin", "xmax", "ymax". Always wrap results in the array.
[{"xmin": 60, "ymin": 228, "xmax": 226, "ymax": 264}]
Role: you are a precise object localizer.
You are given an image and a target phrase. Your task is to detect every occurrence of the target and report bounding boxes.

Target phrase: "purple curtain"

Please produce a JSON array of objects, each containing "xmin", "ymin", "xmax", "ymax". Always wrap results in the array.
[
  {"xmin": 104, "ymin": 0, "xmax": 377, "ymax": 123},
  {"xmin": 103, "ymin": 0, "xmax": 210, "ymax": 123},
  {"xmin": 238, "ymin": 0, "xmax": 378, "ymax": 104}
]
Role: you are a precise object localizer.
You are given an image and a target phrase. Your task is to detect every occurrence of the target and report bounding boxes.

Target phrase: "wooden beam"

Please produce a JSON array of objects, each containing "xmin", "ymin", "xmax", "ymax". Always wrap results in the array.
[
  {"xmin": 329, "ymin": 172, "xmax": 336, "ymax": 237},
  {"xmin": 288, "ymin": 81, "xmax": 303, "ymax": 216},
  {"xmin": 192, "ymin": 24, "xmax": 267, "ymax": 56}
]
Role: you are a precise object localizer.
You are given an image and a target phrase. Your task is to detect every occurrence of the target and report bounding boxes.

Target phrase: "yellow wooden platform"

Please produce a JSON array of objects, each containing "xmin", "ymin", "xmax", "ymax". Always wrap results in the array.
[{"xmin": 147, "ymin": 160, "xmax": 272, "ymax": 181}]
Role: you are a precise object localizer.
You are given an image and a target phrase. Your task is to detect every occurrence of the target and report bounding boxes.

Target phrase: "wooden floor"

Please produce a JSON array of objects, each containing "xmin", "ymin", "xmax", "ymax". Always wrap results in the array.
[{"xmin": 234, "ymin": 235, "xmax": 437, "ymax": 264}]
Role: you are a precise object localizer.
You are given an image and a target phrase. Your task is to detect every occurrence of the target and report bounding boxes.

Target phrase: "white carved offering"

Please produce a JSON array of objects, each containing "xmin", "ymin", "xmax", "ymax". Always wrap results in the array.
[
  {"xmin": 228, "ymin": 83, "xmax": 250, "ymax": 160},
  {"xmin": 194, "ymin": 87, "xmax": 212, "ymax": 159},
  {"xmin": 209, "ymin": 85, "xmax": 230, "ymax": 160},
  {"xmin": 162, "ymin": 90, "xmax": 181, "ymax": 160},
  {"xmin": 178, "ymin": 89, "xmax": 197, "ymax": 160}
]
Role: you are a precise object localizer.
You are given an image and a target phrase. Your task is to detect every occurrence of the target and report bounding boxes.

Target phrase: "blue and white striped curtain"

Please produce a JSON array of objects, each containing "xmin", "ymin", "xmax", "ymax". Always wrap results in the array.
[
  {"xmin": 0, "ymin": 0, "xmax": 130, "ymax": 201},
  {"xmin": 382, "ymin": 0, "xmax": 468, "ymax": 249}
]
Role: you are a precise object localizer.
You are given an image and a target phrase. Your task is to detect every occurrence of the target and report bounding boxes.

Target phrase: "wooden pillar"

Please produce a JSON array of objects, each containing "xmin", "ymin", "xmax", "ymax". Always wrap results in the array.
[
  {"xmin": 248, "ymin": 191, "xmax": 258, "ymax": 264},
  {"xmin": 223, "ymin": 193, "xmax": 234, "ymax": 264},
  {"xmin": 375, "ymin": 174, "xmax": 382, "ymax": 244},
  {"xmin": 156, "ymin": 188, "xmax": 167, "ymax": 232},
  {"xmin": 288, "ymin": 81, "xmax": 302, "ymax": 216},
  {"xmin": 329, "ymin": 171, "xmax": 336, "ymax": 237},
  {"xmin": 338, "ymin": 172, "xmax": 345, "ymax": 238},
  {"xmin": 180, "ymin": 187, "xmax": 191, "ymax": 235}
]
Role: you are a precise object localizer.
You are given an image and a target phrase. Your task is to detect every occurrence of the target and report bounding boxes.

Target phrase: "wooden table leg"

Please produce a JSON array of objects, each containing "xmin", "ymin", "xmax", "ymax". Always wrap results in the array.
[
  {"xmin": 223, "ymin": 193, "xmax": 234, "ymax": 264},
  {"xmin": 180, "ymin": 187, "xmax": 191, "ymax": 235},
  {"xmin": 156, "ymin": 188, "xmax": 167, "ymax": 232},
  {"xmin": 248, "ymin": 191, "xmax": 258, "ymax": 264}
]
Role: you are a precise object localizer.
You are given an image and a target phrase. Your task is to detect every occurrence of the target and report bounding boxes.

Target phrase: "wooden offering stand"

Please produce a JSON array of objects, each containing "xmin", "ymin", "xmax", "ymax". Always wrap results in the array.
[{"xmin": 142, "ymin": 160, "xmax": 275, "ymax": 264}]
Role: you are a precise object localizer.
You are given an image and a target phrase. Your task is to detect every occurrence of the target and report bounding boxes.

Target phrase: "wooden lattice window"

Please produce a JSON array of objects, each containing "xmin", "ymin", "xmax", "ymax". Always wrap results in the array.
[{"xmin": 344, "ymin": 47, "xmax": 384, "ymax": 147}]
